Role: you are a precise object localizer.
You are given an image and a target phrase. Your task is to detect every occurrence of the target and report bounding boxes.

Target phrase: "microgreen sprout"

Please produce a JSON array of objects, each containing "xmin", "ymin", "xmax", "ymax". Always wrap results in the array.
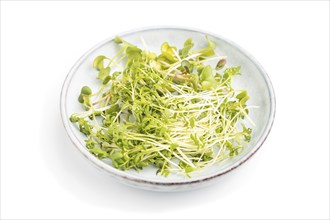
[{"xmin": 70, "ymin": 35, "xmax": 255, "ymax": 177}]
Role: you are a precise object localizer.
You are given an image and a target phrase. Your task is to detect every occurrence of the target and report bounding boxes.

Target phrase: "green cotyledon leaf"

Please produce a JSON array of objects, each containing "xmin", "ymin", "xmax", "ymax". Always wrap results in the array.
[
  {"xmin": 179, "ymin": 38, "xmax": 194, "ymax": 58},
  {"xmin": 181, "ymin": 60, "xmax": 193, "ymax": 73},
  {"xmin": 126, "ymin": 46, "xmax": 142, "ymax": 64},
  {"xmin": 93, "ymin": 55, "xmax": 107, "ymax": 70},
  {"xmin": 89, "ymin": 147, "xmax": 109, "ymax": 158},
  {"xmin": 199, "ymin": 65, "xmax": 219, "ymax": 90},
  {"xmin": 161, "ymin": 42, "xmax": 178, "ymax": 63},
  {"xmin": 223, "ymin": 66, "xmax": 241, "ymax": 79},
  {"xmin": 195, "ymin": 36, "xmax": 215, "ymax": 57}
]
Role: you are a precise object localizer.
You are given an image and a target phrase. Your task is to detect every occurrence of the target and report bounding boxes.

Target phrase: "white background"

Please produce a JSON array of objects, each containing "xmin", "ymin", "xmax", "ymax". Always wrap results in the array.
[{"xmin": 1, "ymin": 1, "xmax": 329, "ymax": 219}]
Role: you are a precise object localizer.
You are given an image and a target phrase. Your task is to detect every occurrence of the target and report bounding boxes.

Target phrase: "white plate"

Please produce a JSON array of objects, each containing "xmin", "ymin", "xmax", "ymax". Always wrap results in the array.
[{"xmin": 60, "ymin": 26, "xmax": 276, "ymax": 191}]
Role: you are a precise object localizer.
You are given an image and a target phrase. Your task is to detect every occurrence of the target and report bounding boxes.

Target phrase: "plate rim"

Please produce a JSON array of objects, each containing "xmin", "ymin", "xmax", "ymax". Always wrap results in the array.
[{"xmin": 60, "ymin": 25, "xmax": 276, "ymax": 186}]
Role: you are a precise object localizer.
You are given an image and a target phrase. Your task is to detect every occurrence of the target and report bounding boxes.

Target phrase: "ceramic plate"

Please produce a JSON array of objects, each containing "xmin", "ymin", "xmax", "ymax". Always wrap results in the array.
[{"xmin": 60, "ymin": 26, "xmax": 275, "ymax": 191}]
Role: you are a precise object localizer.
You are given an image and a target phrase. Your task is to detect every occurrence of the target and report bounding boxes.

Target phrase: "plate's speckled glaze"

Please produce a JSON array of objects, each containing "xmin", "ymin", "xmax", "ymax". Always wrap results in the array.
[{"xmin": 60, "ymin": 26, "xmax": 275, "ymax": 191}]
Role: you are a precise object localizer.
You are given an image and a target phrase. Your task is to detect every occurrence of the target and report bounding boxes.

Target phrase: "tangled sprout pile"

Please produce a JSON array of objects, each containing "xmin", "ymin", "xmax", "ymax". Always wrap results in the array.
[{"xmin": 70, "ymin": 36, "xmax": 254, "ymax": 177}]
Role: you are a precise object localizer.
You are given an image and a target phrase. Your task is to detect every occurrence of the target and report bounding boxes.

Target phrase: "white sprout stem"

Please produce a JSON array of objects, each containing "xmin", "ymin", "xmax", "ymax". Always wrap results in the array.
[{"xmin": 140, "ymin": 36, "xmax": 149, "ymax": 52}]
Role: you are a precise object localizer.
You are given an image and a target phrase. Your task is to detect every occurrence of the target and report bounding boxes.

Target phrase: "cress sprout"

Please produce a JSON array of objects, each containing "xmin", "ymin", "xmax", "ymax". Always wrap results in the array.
[{"xmin": 70, "ymin": 36, "xmax": 256, "ymax": 177}]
